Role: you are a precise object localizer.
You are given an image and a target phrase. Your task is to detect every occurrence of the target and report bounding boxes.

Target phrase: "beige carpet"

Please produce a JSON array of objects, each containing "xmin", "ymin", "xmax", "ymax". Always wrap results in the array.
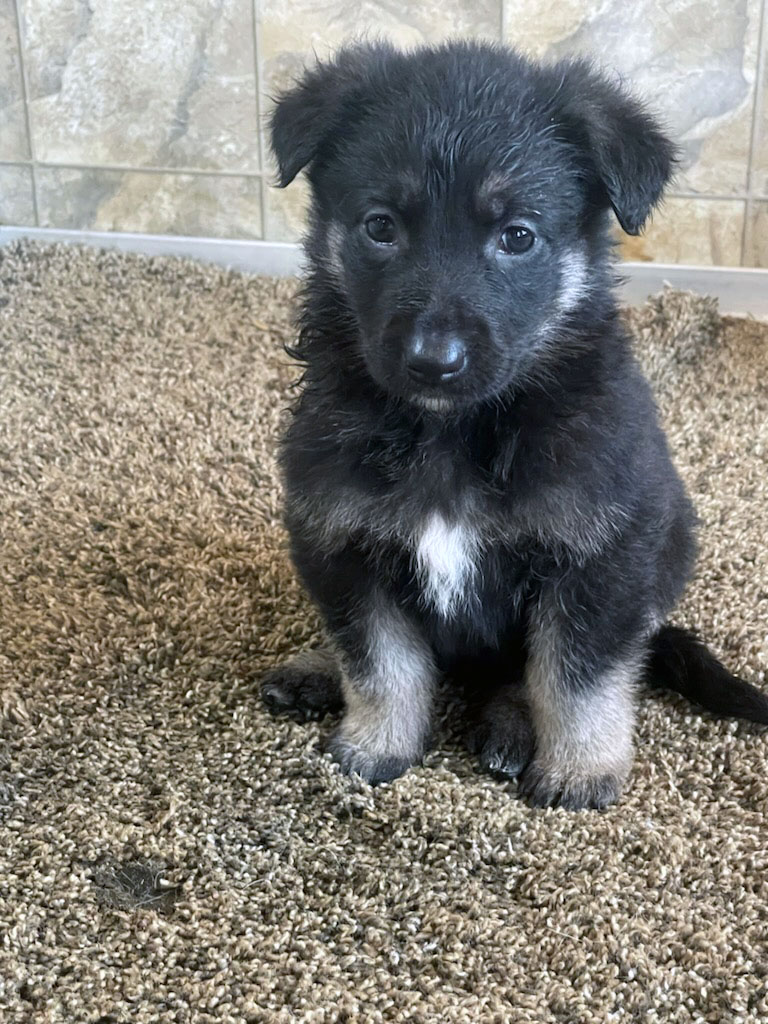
[{"xmin": 1, "ymin": 240, "xmax": 767, "ymax": 1024}]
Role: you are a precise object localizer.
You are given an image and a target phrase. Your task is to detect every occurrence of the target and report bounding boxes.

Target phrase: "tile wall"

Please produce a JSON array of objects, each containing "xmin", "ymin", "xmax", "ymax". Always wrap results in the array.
[{"xmin": 1, "ymin": 0, "xmax": 766, "ymax": 265}]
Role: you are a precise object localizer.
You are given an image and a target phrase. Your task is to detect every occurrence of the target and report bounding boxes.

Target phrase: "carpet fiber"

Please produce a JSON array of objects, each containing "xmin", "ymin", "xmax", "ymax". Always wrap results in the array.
[{"xmin": 1, "ymin": 240, "xmax": 767, "ymax": 1023}]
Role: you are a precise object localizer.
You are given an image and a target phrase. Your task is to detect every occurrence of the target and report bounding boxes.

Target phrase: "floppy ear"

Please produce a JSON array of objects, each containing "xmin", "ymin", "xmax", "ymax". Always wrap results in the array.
[
  {"xmin": 556, "ymin": 60, "xmax": 676, "ymax": 235},
  {"xmin": 269, "ymin": 45, "xmax": 375, "ymax": 188}
]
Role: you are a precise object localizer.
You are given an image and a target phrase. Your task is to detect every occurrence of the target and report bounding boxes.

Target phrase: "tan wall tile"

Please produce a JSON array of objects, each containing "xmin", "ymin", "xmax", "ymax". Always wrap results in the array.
[
  {"xmin": 0, "ymin": 0, "xmax": 29, "ymax": 160},
  {"xmin": 264, "ymin": 175, "xmax": 310, "ymax": 243},
  {"xmin": 260, "ymin": 0, "xmax": 501, "ymax": 82},
  {"xmin": 258, "ymin": 0, "xmax": 501, "ymax": 179},
  {"xmin": 0, "ymin": 164, "xmax": 35, "ymax": 224},
  {"xmin": 745, "ymin": 202, "xmax": 768, "ymax": 267},
  {"xmin": 21, "ymin": 0, "xmax": 259, "ymax": 171},
  {"xmin": 619, "ymin": 197, "xmax": 745, "ymax": 266},
  {"xmin": 503, "ymin": 0, "xmax": 762, "ymax": 196},
  {"xmin": 754, "ymin": 57, "xmax": 768, "ymax": 197},
  {"xmin": 36, "ymin": 168, "xmax": 262, "ymax": 238},
  {"xmin": 6, "ymin": 0, "xmax": 764, "ymax": 267}
]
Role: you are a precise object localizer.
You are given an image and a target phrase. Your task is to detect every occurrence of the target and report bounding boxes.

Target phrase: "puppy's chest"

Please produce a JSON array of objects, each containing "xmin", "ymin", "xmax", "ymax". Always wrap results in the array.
[
  {"xmin": 299, "ymin": 430, "xmax": 529, "ymax": 616},
  {"xmin": 411, "ymin": 511, "xmax": 483, "ymax": 618},
  {"xmin": 365, "ymin": 453, "xmax": 514, "ymax": 619}
]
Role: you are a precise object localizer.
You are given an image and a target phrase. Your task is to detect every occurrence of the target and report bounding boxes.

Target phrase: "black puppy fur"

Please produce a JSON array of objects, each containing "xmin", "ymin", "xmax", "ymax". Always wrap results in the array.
[{"xmin": 261, "ymin": 40, "xmax": 768, "ymax": 809}]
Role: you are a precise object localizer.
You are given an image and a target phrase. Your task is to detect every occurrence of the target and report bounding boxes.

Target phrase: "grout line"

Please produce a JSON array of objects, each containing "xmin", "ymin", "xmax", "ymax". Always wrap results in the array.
[
  {"xmin": 0, "ymin": 163, "xmax": 755, "ymax": 201},
  {"xmin": 742, "ymin": 0, "xmax": 768, "ymax": 264},
  {"xmin": 31, "ymin": 161, "xmax": 265, "ymax": 178},
  {"xmin": 251, "ymin": 0, "xmax": 266, "ymax": 239},
  {"xmin": 666, "ymin": 190, "xmax": 751, "ymax": 202},
  {"xmin": 11, "ymin": 0, "xmax": 39, "ymax": 226},
  {"xmin": 253, "ymin": 0, "xmax": 274, "ymax": 240},
  {"xmin": 742, "ymin": 199, "xmax": 754, "ymax": 267},
  {"xmin": 0, "ymin": 163, "xmax": 764, "ymax": 205}
]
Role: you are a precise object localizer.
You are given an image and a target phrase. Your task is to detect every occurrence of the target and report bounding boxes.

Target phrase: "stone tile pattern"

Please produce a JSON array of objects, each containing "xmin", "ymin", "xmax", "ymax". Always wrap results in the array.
[
  {"xmin": 0, "ymin": 0, "xmax": 28, "ymax": 160},
  {"xmin": 0, "ymin": 0, "xmax": 766, "ymax": 265}
]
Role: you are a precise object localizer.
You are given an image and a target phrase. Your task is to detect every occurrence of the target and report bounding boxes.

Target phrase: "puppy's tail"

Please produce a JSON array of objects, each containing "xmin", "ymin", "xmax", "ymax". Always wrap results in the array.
[{"xmin": 647, "ymin": 625, "xmax": 768, "ymax": 724}]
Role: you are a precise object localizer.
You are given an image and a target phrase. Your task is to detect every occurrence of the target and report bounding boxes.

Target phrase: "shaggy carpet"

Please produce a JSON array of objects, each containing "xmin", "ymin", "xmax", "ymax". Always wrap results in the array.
[{"xmin": 0, "ymin": 240, "xmax": 767, "ymax": 1024}]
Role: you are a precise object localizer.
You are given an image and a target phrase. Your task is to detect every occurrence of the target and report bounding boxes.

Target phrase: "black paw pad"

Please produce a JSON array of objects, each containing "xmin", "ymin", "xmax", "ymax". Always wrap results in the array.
[
  {"xmin": 518, "ymin": 763, "xmax": 622, "ymax": 810},
  {"xmin": 324, "ymin": 731, "xmax": 414, "ymax": 785},
  {"xmin": 465, "ymin": 703, "xmax": 535, "ymax": 780},
  {"xmin": 261, "ymin": 664, "xmax": 344, "ymax": 722}
]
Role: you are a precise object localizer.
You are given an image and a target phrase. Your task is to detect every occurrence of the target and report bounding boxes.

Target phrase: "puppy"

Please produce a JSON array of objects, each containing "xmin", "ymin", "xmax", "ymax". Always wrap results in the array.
[{"xmin": 261, "ymin": 40, "xmax": 768, "ymax": 809}]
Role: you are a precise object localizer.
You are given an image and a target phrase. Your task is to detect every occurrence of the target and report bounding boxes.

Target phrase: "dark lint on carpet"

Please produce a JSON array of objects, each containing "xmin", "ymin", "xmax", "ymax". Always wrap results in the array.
[
  {"xmin": 92, "ymin": 859, "xmax": 181, "ymax": 914},
  {"xmin": 0, "ymin": 240, "xmax": 767, "ymax": 1023}
]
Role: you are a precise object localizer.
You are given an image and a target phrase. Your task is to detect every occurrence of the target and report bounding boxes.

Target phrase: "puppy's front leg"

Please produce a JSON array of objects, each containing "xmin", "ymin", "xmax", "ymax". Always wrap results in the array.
[
  {"xmin": 325, "ymin": 594, "xmax": 437, "ymax": 784},
  {"xmin": 520, "ymin": 588, "xmax": 641, "ymax": 810}
]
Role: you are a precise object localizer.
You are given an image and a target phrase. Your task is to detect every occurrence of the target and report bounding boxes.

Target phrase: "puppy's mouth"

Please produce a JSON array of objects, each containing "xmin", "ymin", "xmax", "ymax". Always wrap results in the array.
[
  {"xmin": 375, "ymin": 370, "xmax": 468, "ymax": 414},
  {"xmin": 400, "ymin": 366, "xmax": 470, "ymax": 412},
  {"xmin": 410, "ymin": 393, "xmax": 457, "ymax": 413}
]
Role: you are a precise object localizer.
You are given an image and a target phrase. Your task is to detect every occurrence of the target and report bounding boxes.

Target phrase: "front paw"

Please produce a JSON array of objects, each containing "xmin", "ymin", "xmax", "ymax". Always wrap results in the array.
[
  {"xmin": 518, "ymin": 760, "xmax": 623, "ymax": 810},
  {"xmin": 261, "ymin": 651, "xmax": 344, "ymax": 722},
  {"xmin": 324, "ymin": 729, "xmax": 415, "ymax": 785},
  {"xmin": 465, "ymin": 699, "xmax": 534, "ymax": 780}
]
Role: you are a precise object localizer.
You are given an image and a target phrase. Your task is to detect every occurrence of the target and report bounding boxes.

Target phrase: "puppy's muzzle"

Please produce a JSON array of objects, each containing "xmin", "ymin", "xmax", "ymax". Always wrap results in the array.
[{"xmin": 405, "ymin": 333, "xmax": 467, "ymax": 385}]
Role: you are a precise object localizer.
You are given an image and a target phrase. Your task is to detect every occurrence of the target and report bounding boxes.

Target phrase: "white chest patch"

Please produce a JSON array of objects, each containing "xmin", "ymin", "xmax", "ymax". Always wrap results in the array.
[{"xmin": 415, "ymin": 513, "xmax": 479, "ymax": 618}]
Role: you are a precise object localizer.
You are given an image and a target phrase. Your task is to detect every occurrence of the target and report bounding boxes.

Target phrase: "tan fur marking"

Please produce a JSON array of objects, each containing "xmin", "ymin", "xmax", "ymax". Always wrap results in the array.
[
  {"xmin": 338, "ymin": 598, "xmax": 437, "ymax": 760},
  {"xmin": 525, "ymin": 600, "xmax": 638, "ymax": 791}
]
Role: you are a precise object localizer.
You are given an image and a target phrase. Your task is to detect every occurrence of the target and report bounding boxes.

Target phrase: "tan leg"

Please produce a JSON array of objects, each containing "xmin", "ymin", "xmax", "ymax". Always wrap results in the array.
[
  {"xmin": 326, "ymin": 596, "xmax": 438, "ymax": 784},
  {"xmin": 520, "ymin": 596, "xmax": 640, "ymax": 809}
]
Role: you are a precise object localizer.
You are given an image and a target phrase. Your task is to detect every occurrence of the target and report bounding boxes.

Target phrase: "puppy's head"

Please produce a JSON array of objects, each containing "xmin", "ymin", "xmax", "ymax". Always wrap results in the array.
[{"xmin": 271, "ymin": 41, "xmax": 674, "ymax": 412}]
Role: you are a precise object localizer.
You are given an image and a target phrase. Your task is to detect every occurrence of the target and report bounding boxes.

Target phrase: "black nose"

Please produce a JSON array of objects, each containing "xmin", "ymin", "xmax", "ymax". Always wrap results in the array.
[{"xmin": 405, "ymin": 335, "xmax": 467, "ymax": 384}]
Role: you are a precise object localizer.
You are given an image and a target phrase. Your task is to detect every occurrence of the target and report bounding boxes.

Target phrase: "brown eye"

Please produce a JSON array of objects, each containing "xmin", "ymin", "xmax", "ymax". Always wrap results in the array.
[
  {"xmin": 499, "ymin": 225, "xmax": 535, "ymax": 254},
  {"xmin": 365, "ymin": 214, "xmax": 397, "ymax": 244}
]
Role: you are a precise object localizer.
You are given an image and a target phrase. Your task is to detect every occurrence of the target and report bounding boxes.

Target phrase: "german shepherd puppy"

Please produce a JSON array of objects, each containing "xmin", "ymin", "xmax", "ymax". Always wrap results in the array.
[{"xmin": 261, "ymin": 40, "xmax": 768, "ymax": 809}]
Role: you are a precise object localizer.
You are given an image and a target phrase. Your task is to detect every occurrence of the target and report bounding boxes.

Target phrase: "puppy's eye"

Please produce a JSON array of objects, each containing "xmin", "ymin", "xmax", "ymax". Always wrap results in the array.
[
  {"xmin": 499, "ymin": 225, "xmax": 535, "ymax": 254},
  {"xmin": 365, "ymin": 215, "xmax": 397, "ymax": 245}
]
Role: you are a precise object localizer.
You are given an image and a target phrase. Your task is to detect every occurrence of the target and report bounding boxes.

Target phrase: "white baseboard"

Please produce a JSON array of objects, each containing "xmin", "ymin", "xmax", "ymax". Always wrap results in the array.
[
  {"xmin": 617, "ymin": 262, "xmax": 768, "ymax": 317},
  {"xmin": 0, "ymin": 227, "xmax": 305, "ymax": 277},
  {"xmin": 2, "ymin": 226, "xmax": 767, "ymax": 316}
]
